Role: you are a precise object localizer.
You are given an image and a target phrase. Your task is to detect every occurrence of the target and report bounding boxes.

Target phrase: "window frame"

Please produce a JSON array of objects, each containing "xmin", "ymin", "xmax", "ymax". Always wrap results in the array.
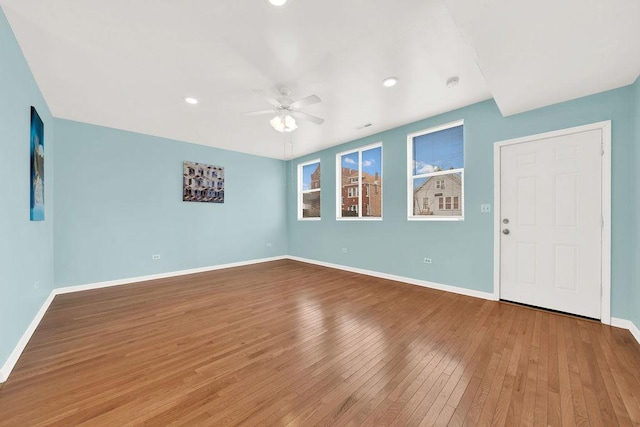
[
  {"xmin": 335, "ymin": 142, "xmax": 383, "ymax": 221},
  {"xmin": 297, "ymin": 158, "xmax": 321, "ymax": 221},
  {"xmin": 407, "ymin": 120, "xmax": 465, "ymax": 221}
]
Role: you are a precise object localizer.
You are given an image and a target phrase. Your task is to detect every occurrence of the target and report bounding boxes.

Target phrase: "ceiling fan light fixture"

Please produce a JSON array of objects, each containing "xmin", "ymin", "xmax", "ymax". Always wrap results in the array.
[
  {"xmin": 270, "ymin": 114, "xmax": 297, "ymax": 132},
  {"xmin": 268, "ymin": 0, "xmax": 288, "ymax": 6}
]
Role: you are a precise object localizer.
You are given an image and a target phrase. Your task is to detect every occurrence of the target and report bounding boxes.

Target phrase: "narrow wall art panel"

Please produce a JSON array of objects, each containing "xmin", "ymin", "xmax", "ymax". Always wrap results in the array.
[
  {"xmin": 30, "ymin": 106, "xmax": 44, "ymax": 220},
  {"xmin": 182, "ymin": 161, "xmax": 225, "ymax": 203}
]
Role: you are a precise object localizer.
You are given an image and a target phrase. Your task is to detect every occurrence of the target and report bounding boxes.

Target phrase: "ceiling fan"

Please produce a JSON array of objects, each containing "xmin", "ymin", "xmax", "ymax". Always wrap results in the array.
[{"xmin": 247, "ymin": 87, "xmax": 325, "ymax": 133}]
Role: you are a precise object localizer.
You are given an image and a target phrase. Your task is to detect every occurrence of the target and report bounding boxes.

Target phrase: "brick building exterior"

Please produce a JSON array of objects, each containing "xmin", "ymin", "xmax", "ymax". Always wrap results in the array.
[{"xmin": 340, "ymin": 167, "xmax": 382, "ymax": 217}]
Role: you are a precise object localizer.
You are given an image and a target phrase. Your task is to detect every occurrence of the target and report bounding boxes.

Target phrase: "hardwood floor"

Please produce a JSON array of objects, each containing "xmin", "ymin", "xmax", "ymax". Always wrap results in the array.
[{"xmin": 1, "ymin": 260, "xmax": 639, "ymax": 426}]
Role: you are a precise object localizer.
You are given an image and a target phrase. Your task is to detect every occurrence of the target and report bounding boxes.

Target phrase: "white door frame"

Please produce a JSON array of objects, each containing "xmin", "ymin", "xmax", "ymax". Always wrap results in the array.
[{"xmin": 493, "ymin": 121, "xmax": 612, "ymax": 324}]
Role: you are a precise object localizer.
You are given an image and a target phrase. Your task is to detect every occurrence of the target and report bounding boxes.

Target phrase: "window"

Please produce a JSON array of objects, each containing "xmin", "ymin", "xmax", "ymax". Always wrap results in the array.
[
  {"xmin": 437, "ymin": 196, "xmax": 460, "ymax": 211},
  {"xmin": 336, "ymin": 143, "xmax": 382, "ymax": 219},
  {"xmin": 408, "ymin": 120, "xmax": 464, "ymax": 220},
  {"xmin": 297, "ymin": 159, "xmax": 321, "ymax": 220}
]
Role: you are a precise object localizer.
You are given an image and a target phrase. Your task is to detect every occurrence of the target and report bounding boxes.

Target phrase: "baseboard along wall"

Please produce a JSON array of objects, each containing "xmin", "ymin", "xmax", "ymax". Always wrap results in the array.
[
  {"xmin": 1, "ymin": 256, "xmax": 286, "ymax": 383},
  {"xmin": 2, "ymin": 255, "xmax": 638, "ymax": 383}
]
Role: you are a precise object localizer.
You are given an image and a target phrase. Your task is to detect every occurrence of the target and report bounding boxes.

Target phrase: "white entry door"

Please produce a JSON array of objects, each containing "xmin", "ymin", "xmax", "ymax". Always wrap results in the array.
[{"xmin": 498, "ymin": 127, "xmax": 604, "ymax": 319}]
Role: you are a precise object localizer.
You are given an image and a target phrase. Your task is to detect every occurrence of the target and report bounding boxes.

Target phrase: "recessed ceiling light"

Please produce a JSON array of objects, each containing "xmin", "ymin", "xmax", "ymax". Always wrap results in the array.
[
  {"xmin": 184, "ymin": 97, "xmax": 198, "ymax": 105},
  {"xmin": 269, "ymin": 0, "xmax": 287, "ymax": 6},
  {"xmin": 382, "ymin": 77, "xmax": 399, "ymax": 88},
  {"xmin": 446, "ymin": 76, "xmax": 460, "ymax": 88}
]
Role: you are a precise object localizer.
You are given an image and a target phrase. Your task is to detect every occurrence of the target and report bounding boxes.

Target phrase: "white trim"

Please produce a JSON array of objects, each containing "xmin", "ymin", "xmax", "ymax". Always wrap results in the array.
[
  {"xmin": 406, "ymin": 119, "xmax": 465, "ymax": 140},
  {"xmin": 412, "ymin": 167, "xmax": 464, "ymax": 180},
  {"xmin": 493, "ymin": 121, "xmax": 612, "ymax": 324},
  {"xmin": 611, "ymin": 318, "xmax": 640, "ymax": 345},
  {"xmin": 55, "ymin": 256, "xmax": 287, "ymax": 294},
  {"xmin": 600, "ymin": 122, "xmax": 612, "ymax": 324},
  {"xmin": 288, "ymin": 256, "xmax": 497, "ymax": 301},
  {"xmin": 0, "ymin": 291, "xmax": 56, "ymax": 384},
  {"xmin": 493, "ymin": 141, "xmax": 501, "ymax": 301},
  {"xmin": 0, "ymin": 255, "xmax": 286, "ymax": 383},
  {"xmin": 1, "ymin": 252, "xmax": 634, "ymax": 385}
]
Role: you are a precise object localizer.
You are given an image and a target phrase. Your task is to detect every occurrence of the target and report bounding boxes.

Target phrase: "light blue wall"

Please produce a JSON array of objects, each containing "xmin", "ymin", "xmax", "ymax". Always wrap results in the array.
[
  {"xmin": 287, "ymin": 86, "xmax": 637, "ymax": 320},
  {"xmin": 54, "ymin": 119, "xmax": 288, "ymax": 286},
  {"xmin": 0, "ymin": 8, "xmax": 55, "ymax": 367}
]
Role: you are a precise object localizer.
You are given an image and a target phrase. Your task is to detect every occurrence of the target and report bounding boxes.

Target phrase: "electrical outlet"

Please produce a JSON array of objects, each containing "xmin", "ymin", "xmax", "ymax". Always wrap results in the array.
[
  {"xmin": 34, "ymin": 281, "xmax": 39, "ymax": 290},
  {"xmin": 341, "ymin": 248, "xmax": 348, "ymax": 253},
  {"xmin": 152, "ymin": 254, "xmax": 161, "ymax": 260},
  {"xmin": 480, "ymin": 204, "xmax": 491, "ymax": 213},
  {"xmin": 266, "ymin": 242, "xmax": 272, "ymax": 248},
  {"xmin": 423, "ymin": 257, "xmax": 432, "ymax": 264}
]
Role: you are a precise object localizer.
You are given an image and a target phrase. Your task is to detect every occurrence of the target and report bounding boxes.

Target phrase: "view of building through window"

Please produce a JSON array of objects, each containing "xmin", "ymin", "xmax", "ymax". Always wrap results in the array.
[
  {"xmin": 409, "ymin": 122, "xmax": 464, "ymax": 219},
  {"xmin": 298, "ymin": 124, "xmax": 461, "ymax": 221},
  {"xmin": 338, "ymin": 144, "xmax": 382, "ymax": 218},
  {"xmin": 299, "ymin": 160, "xmax": 321, "ymax": 219}
]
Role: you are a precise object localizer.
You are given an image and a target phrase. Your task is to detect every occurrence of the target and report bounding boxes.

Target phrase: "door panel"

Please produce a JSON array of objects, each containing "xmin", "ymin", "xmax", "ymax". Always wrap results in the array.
[{"xmin": 500, "ymin": 129, "xmax": 602, "ymax": 319}]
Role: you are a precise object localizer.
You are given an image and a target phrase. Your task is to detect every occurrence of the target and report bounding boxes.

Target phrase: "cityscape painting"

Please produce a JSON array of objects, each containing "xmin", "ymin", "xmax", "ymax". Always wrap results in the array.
[
  {"xmin": 30, "ymin": 106, "xmax": 45, "ymax": 221},
  {"xmin": 183, "ymin": 161, "xmax": 225, "ymax": 203}
]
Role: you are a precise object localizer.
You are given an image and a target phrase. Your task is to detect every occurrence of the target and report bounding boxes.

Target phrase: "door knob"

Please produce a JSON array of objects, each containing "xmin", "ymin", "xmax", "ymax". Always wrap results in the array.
[{"xmin": 502, "ymin": 229, "xmax": 510, "ymax": 235}]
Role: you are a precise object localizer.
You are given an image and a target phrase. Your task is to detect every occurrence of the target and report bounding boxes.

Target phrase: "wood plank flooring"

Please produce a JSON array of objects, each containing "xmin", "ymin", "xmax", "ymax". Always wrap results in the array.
[{"xmin": 1, "ymin": 259, "xmax": 639, "ymax": 426}]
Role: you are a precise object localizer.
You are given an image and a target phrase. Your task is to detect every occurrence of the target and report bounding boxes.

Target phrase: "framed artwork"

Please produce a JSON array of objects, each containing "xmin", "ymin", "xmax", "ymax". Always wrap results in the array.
[
  {"xmin": 183, "ymin": 161, "xmax": 224, "ymax": 203},
  {"xmin": 30, "ymin": 106, "xmax": 44, "ymax": 221}
]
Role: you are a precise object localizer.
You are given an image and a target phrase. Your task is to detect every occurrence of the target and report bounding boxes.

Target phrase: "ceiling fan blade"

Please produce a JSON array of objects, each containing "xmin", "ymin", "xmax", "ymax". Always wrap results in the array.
[
  {"xmin": 290, "ymin": 94, "xmax": 321, "ymax": 109},
  {"xmin": 266, "ymin": 97, "xmax": 281, "ymax": 108},
  {"xmin": 292, "ymin": 111, "xmax": 325, "ymax": 125},
  {"xmin": 245, "ymin": 109, "xmax": 276, "ymax": 116}
]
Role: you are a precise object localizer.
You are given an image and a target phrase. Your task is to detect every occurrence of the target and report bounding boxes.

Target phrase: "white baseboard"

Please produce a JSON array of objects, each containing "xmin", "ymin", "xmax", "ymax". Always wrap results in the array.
[
  {"xmin": 2, "ymin": 255, "xmax": 636, "ymax": 384},
  {"xmin": 287, "ymin": 256, "xmax": 498, "ymax": 301},
  {"xmin": 0, "ymin": 290, "xmax": 56, "ymax": 384},
  {"xmin": 0, "ymin": 255, "xmax": 286, "ymax": 383},
  {"xmin": 55, "ymin": 256, "xmax": 287, "ymax": 295},
  {"xmin": 611, "ymin": 318, "xmax": 640, "ymax": 345}
]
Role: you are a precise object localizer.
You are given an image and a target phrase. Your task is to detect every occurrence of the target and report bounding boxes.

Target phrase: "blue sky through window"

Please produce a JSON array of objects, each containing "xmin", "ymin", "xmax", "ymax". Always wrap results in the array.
[
  {"xmin": 302, "ymin": 162, "xmax": 319, "ymax": 191},
  {"xmin": 341, "ymin": 152, "xmax": 358, "ymax": 170},
  {"xmin": 341, "ymin": 146, "xmax": 382, "ymax": 176},
  {"xmin": 413, "ymin": 125, "xmax": 463, "ymax": 175}
]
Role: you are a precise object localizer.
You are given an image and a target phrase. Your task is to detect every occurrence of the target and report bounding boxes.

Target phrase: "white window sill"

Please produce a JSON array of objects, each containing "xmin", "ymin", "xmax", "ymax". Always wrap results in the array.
[{"xmin": 407, "ymin": 216, "xmax": 464, "ymax": 222}]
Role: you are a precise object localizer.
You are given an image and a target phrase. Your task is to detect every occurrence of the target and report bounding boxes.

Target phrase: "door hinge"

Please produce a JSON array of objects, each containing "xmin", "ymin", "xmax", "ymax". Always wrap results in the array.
[
  {"xmin": 602, "ymin": 216, "xmax": 604, "ymax": 228},
  {"xmin": 601, "ymin": 142, "xmax": 605, "ymax": 155}
]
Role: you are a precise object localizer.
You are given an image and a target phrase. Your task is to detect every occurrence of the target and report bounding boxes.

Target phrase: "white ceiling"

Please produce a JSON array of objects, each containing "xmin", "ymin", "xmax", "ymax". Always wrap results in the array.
[{"xmin": 1, "ymin": 0, "xmax": 638, "ymax": 160}]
